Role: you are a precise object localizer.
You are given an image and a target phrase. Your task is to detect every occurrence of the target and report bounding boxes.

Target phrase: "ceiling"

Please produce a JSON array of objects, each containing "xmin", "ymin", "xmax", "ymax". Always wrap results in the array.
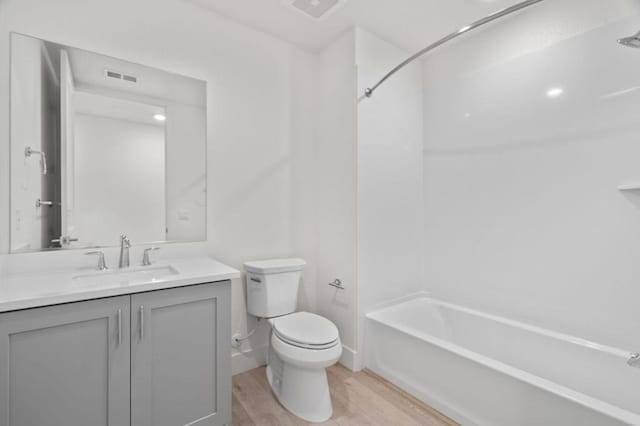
[
  {"xmin": 67, "ymin": 45, "xmax": 206, "ymax": 108},
  {"xmin": 187, "ymin": 0, "xmax": 515, "ymax": 52},
  {"xmin": 75, "ymin": 91, "xmax": 166, "ymax": 127}
]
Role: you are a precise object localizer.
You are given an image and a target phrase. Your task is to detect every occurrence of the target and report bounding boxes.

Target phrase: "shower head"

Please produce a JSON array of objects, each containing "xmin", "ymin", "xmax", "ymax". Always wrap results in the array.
[{"xmin": 618, "ymin": 31, "xmax": 640, "ymax": 48}]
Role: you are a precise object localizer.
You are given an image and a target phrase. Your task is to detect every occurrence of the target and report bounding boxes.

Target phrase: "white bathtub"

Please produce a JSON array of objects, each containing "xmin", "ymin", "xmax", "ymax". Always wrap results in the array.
[{"xmin": 365, "ymin": 296, "xmax": 640, "ymax": 426}]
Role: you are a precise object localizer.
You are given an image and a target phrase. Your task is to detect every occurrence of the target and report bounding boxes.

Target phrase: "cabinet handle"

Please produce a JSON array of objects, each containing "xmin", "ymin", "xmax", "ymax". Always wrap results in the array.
[
  {"xmin": 139, "ymin": 305, "xmax": 144, "ymax": 340},
  {"xmin": 117, "ymin": 309, "xmax": 122, "ymax": 345}
]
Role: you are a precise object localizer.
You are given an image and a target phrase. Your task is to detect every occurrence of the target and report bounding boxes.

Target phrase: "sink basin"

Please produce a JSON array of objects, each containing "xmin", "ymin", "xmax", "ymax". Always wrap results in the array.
[{"xmin": 73, "ymin": 265, "xmax": 179, "ymax": 288}]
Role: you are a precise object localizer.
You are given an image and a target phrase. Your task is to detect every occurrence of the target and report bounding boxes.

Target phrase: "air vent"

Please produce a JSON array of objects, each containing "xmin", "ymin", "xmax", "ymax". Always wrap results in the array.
[
  {"xmin": 285, "ymin": 0, "xmax": 346, "ymax": 20},
  {"xmin": 105, "ymin": 69, "xmax": 137, "ymax": 83}
]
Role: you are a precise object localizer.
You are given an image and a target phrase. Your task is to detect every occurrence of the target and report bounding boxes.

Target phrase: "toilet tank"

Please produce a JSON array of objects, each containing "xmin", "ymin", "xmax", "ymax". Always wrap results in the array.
[{"xmin": 243, "ymin": 258, "xmax": 306, "ymax": 318}]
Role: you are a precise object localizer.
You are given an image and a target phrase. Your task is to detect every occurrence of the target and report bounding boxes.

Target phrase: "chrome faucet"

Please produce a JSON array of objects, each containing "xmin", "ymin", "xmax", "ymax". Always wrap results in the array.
[
  {"xmin": 629, "ymin": 353, "xmax": 640, "ymax": 368},
  {"xmin": 85, "ymin": 251, "xmax": 108, "ymax": 271},
  {"xmin": 119, "ymin": 235, "xmax": 131, "ymax": 268},
  {"xmin": 142, "ymin": 247, "xmax": 160, "ymax": 266}
]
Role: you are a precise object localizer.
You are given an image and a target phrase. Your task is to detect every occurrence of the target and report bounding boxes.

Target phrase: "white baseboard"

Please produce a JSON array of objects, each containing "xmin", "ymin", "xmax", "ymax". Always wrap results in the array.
[
  {"xmin": 339, "ymin": 345, "xmax": 363, "ymax": 371},
  {"xmin": 233, "ymin": 343, "xmax": 362, "ymax": 375},
  {"xmin": 232, "ymin": 345, "xmax": 268, "ymax": 376}
]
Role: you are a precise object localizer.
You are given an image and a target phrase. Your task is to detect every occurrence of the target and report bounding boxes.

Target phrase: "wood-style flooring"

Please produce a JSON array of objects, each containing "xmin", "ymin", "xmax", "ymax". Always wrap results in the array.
[{"xmin": 232, "ymin": 365, "xmax": 458, "ymax": 426}]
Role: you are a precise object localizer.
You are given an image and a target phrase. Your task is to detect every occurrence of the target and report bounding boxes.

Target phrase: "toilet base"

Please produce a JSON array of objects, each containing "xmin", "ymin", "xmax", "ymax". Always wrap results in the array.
[{"xmin": 266, "ymin": 351, "xmax": 333, "ymax": 423}]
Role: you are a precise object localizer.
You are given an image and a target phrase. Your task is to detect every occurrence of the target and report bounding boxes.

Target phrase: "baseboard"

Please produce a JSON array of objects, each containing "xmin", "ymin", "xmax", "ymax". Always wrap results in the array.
[
  {"xmin": 233, "ymin": 344, "xmax": 360, "ymax": 375},
  {"xmin": 339, "ymin": 345, "xmax": 363, "ymax": 371},
  {"xmin": 232, "ymin": 345, "xmax": 268, "ymax": 376}
]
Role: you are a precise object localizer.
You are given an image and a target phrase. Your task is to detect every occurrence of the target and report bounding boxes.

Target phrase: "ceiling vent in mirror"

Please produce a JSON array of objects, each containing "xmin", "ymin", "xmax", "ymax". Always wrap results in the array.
[
  {"xmin": 105, "ymin": 69, "xmax": 137, "ymax": 83},
  {"xmin": 284, "ymin": 0, "xmax": 346, "ymax": 20}
]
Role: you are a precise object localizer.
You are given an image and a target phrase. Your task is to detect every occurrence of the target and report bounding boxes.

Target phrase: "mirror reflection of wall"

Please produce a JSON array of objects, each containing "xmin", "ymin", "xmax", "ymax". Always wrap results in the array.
[
  {"xmin": 73, "ymin": 93, "xmax": 167, "ymax": 247},
  {"xmin": 10, "ymin": 33, "xmax": 61, "ymax": 252},
  {"xmin": 10, "ymin": 33, "xmax": 207, "ymax": 253}
]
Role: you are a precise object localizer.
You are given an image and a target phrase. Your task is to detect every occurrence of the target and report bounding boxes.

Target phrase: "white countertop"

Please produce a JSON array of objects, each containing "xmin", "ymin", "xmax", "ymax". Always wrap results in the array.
[{"xmin": 0, "ymin": 257, "xmax": 240, "ymax": 313}]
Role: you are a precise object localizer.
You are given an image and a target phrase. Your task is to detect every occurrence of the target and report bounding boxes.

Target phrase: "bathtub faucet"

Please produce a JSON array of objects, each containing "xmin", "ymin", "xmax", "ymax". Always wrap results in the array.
[{"xmin": 628, "ymin": 353, "xmax": 640, "ymax": 368}]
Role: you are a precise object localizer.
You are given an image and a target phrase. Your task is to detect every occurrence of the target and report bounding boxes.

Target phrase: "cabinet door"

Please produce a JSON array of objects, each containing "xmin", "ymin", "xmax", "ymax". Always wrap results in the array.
[
  {"xmin": 131, "ymin": 282, "xmax": 231, "ymax": 426},
  {"xmin": 0, "ymin": 296, "xmax": 130, "ymax": 426}
]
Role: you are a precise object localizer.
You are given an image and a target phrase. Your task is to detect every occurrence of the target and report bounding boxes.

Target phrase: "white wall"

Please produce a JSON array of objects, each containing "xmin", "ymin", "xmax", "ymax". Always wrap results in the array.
[
  {"xmin": 165, "ymin": 103, "xmax": 206, "ymax": 242},
  {"xmin": 422, "ymin": 1, "xmax": 640, "ymax": 351},
  {"xmin": 0, "ymin": 0, "xmax": 317, "ymax": 373},
  {"xmin": 313, "ymin": 27, "xmax": 425, "ymax": 370},
  {"xmin": 315, "ymin": 30, "xmax": 358, "ymax": 365},
  {"xmin": 74, "ymin": 113, "xmax": 166, "ymax": 246},
  {"xmin": 356, "ymin": 29, "xmax": 424, "ymax": 310},
  {"xmin": 355, "ymin": 28, "xmax": 424, "ymax": 368}
]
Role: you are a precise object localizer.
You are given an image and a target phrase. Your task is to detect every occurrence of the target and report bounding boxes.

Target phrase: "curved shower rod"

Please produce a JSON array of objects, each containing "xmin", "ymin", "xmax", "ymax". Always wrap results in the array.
[{"xmin": 364, "ymin": 0, "xmax": 547, "ymax": 98}]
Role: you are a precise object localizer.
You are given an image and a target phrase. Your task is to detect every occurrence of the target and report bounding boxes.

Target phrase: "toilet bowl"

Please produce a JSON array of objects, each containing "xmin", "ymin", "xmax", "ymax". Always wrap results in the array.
[
  {"xmin": 266, "ymin": 312, "xmax": 342, "ymax": 423},
  {"xmin": 243, "ymin": 259, "xmax": 342, "ymax": 423}
]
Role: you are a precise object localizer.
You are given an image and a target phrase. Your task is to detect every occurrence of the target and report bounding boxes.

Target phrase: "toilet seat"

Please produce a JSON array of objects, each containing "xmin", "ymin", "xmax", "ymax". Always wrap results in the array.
[
  {"xmin": 274, "ymin": 329, "xmax": 339, "ymax": 350},
  {"xmin": 271, "ymin": 331, "xmax": 342, "ymax": 370},
  {"xmin": 271, "ymin": 312, "xmax": 339, "ymax": 350}
]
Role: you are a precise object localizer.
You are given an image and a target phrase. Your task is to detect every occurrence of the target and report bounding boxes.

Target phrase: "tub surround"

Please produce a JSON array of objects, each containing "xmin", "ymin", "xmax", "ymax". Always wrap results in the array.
[{"xmin": 0, "ymin": 256, "xmax": 239, "ymax": 313}]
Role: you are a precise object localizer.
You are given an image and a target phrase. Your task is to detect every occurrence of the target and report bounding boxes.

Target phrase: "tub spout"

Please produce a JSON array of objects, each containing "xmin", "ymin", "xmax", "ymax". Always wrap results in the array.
[{"xmin": 628, "ymin": 353, "xmax": 640, "ymax": 368}]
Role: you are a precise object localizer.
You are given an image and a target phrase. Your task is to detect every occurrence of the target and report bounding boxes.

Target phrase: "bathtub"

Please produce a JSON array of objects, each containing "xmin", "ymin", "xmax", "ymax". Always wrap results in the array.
[{"xmin": 365, "ymin": 295, "xmax": 640, "ymax": 426}]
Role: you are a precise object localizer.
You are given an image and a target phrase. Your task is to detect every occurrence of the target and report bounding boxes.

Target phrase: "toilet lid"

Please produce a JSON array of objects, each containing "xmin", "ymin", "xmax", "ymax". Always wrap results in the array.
[{"xmin": 272, "ymin": 312, "xmax": 339, "ymax": 347}]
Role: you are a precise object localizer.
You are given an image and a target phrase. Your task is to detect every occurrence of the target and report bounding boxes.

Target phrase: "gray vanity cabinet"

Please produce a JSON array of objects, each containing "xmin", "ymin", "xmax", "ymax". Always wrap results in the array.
[
  {"xmin": 0, "ymin": 296, "xmax": 131, "ymax": 426},
  {"xmin": 0, "ymin": 281, "xmax": 231, "ymax": 426},
  {"xmin": 131, "ymin": 282, "xmax": 231, "ymax": 426}
]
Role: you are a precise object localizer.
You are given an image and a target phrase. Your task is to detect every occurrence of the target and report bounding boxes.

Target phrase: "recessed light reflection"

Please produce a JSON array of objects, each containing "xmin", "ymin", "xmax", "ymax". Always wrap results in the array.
[
  {"xmin": 153, "ymin": 114, "xmax": 166, "ymax": 122},
  {"xmin": 546, "ymin": 87, "xmax": 564, "ymax": 98},
  {"xmin": 601, "ymin": 86, "xmax": 640, "ymax": 100}
]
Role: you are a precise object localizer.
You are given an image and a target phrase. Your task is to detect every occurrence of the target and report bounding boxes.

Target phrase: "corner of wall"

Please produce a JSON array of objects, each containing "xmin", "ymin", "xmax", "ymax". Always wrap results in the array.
[{"xmin": 232, "ymin": 345, "xmax": 268, "ymax": 376}]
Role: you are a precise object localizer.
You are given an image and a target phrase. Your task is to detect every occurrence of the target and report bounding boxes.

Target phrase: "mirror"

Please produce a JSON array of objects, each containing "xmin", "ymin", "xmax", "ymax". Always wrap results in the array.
[{"xmin": 10, "ymin": 33, "xmax": 207, "ymax": 253}]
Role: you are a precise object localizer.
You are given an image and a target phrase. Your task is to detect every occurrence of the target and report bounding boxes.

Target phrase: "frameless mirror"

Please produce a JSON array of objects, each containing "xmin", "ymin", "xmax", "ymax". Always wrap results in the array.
[{"xmin": 10, "ymin": 33, "xmax": 207, "ymax": 252}]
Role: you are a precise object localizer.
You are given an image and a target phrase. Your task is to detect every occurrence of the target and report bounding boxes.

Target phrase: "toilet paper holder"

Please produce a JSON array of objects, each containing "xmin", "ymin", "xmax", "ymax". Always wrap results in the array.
[{"xmin": 328, "ymin": 279, "xmax": 345, "ymax": 290}]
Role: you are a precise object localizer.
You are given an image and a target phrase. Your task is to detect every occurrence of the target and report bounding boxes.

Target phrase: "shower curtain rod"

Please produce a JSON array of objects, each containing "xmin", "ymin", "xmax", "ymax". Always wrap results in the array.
[{"xmin": 364, "ymin": 0, "xmax": 547, "ymax": 98}]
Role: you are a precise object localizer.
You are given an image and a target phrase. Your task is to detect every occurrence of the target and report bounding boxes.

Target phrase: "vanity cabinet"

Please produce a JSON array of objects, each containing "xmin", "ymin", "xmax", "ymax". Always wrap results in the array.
[
  {"xmin": 0, "ymin": 281, "xmax": 230, "ymax": 426},
  {"xmin": 0, "ymin": 296, "xmax": 131, "ymax": 426},
  {"xmin": 131, "ymin": 283, "xmax": 231, "ymax": 426}
]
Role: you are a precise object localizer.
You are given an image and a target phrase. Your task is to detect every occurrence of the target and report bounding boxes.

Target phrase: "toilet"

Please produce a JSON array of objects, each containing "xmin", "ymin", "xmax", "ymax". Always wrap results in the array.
[{"xmin": 244, "ymin": 258, "xmax": 342, "ymax": 423}]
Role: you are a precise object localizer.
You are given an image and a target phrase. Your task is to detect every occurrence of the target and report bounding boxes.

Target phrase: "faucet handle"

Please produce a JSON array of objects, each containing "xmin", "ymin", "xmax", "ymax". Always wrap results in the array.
[
  {"xmin": 142, "ymin": 247, "xmax": 160, "ymax": 266},
  {"xmin": 120, "ymin": 234, "xmax": 131, "ymax": 247},
  {"xmin": 85, "ymin": 251, "xmax": 108, "ymax": 271}
]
